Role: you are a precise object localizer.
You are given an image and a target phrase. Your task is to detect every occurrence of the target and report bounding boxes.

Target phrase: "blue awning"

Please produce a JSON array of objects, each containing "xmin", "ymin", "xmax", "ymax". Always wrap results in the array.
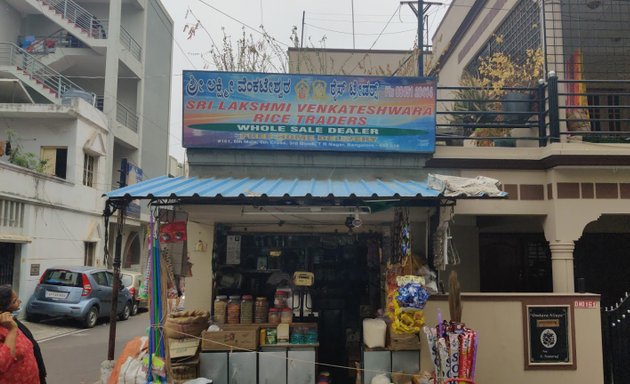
[{"xmin": 105, "ymin": 175, "xmax": 506, "ymax": 201}]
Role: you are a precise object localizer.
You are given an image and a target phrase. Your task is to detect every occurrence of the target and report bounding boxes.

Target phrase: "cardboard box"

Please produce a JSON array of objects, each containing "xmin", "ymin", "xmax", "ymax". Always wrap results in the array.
[
  {"xmin": 169, "ymin": 338, "xmax": 200, "ymax": 358},
  {"xmin": 201, "ymin": 329, "xmax": 258, "ymax": 351},
  {"xmin": 388, "ymin": 331, "xmax": 421, "ymax": 351}
]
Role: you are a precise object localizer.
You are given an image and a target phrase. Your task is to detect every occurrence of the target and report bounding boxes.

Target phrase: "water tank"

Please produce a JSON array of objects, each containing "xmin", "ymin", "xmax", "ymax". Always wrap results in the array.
[{"xmin": 61, "ymin": 89, "xmax": 94, "ymax": 105}]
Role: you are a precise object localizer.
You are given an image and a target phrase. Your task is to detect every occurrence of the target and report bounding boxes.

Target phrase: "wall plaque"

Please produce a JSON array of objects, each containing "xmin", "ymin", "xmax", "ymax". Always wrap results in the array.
[{"xmin": 525, "ymin": 305, "xmax": 574, "ymax": 368}]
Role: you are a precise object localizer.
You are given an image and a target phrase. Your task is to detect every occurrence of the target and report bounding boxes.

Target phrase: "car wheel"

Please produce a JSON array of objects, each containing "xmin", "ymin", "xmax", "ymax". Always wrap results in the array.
[
  {"xmin": 25, "ymin": 311, "xmax": 41, "ymax": 323},
  {"xmin": 83, "ymin": 307, "xmax": 99, "ymax": 328},
  {"xmin": 119, "ymin": 302, "xmax": 131, "ymax": 321},
  {"xmin": 131, "ymin": 300, "xmax": 139, "ymax": 316}
]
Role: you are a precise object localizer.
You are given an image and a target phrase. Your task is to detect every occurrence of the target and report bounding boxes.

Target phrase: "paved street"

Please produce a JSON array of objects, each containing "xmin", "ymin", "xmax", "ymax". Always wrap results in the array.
[{"xmin": 24, "ymin": 311, "xmax": 150, "ymax": 384}]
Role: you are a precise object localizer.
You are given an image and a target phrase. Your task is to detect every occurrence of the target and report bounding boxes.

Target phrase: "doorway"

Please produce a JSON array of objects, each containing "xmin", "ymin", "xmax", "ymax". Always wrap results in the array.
[
  {"xmin": 0, "ymin": 243, "xmax": 16, "ymax": 285},
  {"xmin": 479, "ymin": 234, "xmax": 552, "ymax": 292},
  {"xmin": 212, "ymin": 231, "xmax": 382, "ymax": 383}
]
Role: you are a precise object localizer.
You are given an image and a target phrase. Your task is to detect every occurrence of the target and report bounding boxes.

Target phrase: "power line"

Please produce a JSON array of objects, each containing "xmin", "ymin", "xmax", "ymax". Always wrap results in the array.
[
  {"xmin": 345, "ymin": 4, "xmax": 402, "ymax": 74},
  {"xmin": 194, "ymin": 0, "xmax": 291, "ymax": 48}
]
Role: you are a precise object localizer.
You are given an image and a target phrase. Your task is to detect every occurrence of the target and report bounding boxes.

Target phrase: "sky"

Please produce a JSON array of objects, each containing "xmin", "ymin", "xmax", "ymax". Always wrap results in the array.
[{"xmin": 160, "ymin": 0, "xmax": 451, "ymax": 162}]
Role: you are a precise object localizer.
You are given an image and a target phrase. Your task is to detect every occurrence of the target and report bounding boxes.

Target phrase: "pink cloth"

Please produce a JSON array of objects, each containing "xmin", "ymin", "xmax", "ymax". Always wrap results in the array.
[{"xmin": 0, "ymin": 326, "xmax": 40, "ymax": 384}]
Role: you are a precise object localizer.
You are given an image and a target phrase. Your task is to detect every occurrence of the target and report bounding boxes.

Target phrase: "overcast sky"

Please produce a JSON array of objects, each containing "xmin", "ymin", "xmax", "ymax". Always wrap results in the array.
[{"xmin": 160, "ymin": 0, "xmax": 450, "ymax": 162}]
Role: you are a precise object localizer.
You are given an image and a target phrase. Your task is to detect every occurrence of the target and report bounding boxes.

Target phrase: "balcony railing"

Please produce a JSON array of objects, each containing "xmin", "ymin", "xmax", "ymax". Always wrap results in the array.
[
  {"xmin": 0, "ymin": 42, "xmax": 90, "ymax": 100},
  {"xmin": 116, "ymin": 101, "xmax": 139, "ymax": 132},
  {"xmin": 436, "ymin": 75, "xmax": 630, "ymax": 147},
  {"xmin": 120, "ymin": 26, "xmax": 142, "ymax": 62},
  {"xmin": 40, "ymin": 0, "xmax": 107, "ymax": 39}
]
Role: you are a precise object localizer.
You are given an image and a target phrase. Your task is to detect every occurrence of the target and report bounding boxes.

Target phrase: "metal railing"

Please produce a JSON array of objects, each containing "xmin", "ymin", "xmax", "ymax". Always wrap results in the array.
[
  {"xmin": 602, "ymin": 292, "xmax": 630, "ymax": 384},
  {"xmin": 120, "ymin": 26, "xmax": 142, "ymax": 62},
  {"xmin": 557, "ymin": 79, "xmax": 630, "ymax": 143},
  {"xmin": 0, "ymin": 42, "xmax": 88, "ymax": 100},
  {"xmin": 39, "ymin": 0, "xmax": 107, "ymax": 39},
  {"xmin": 95, "ymin": 95, "xmax": 104, "ymax": 111},
  {"xmin": 436, "ymin": 84, "xmax": 546, "ymax": 147},
  {"xmin": 436, "ymin": 75, "xmax": 630, "ymax": 147},
  {"xmin": 116, "ymin": 101, "xmax": 139, "ymax": 132}
]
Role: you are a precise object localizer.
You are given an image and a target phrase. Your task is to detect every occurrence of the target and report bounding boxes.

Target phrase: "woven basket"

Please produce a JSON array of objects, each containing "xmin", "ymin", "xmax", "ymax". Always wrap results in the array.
[
  {"xmin": 172, "ymin": 364, "xmax": 198, "ymax": 381},
  {"xmin": 164, "ymin": 310, "xmax": 210, "ymax": 339}
]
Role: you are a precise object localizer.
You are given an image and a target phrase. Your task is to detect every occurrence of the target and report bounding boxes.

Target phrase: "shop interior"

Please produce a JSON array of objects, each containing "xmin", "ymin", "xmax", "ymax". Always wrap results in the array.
[{"xmin": 212, "ymin": 229, "xmax": 384, "ymax": 382}]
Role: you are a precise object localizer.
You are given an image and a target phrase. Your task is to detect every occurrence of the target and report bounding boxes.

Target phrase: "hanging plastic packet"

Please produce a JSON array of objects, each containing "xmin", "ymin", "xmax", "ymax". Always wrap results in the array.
[{"xmin": 447, "ymin": 333, "xmax": 460, "ymax": 379}]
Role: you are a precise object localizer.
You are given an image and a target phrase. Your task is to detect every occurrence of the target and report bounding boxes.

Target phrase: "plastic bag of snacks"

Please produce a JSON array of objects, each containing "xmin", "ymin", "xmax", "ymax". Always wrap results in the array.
[{"xmin": 389, "ymin": 275, "xmax": 430, "ymax": 334}]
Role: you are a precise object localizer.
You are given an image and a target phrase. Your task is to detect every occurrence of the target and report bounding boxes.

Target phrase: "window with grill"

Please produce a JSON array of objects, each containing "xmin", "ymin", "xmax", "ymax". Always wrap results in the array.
[
  {"xmin": 466, "ymin": 0, "xmax": 542, "ymax": 75},
  {"xmin": 83, "ymin": 153, "xmax": 96, "ymax": 187},
  {"xmin": 0, "ymin": 199, "xmax": 25, "ymax": 228}
]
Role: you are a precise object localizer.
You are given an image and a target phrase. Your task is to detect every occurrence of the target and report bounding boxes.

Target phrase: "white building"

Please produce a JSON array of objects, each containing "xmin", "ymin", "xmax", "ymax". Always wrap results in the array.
[{"xmin": 0, "ymin": 0, "xmax": 173, "ymax": 304}]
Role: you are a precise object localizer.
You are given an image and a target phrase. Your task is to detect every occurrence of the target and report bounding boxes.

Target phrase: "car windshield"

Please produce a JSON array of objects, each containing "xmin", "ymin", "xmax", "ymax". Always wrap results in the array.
[
  {"xmin": 42, "ymin": 269, "xmax": 83, "ymax": 287},
  {"xmin": 121, "ymin": 274, "xmax": 133, "ymax": 287}
]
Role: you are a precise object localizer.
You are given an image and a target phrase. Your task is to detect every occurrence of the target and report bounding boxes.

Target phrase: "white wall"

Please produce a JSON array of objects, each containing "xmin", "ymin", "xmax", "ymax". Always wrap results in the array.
[
  {"xmin": 0, "ymin": 0, "xmax": 22, "ymax": 44},
  {"xmin": 139, "ymin": 0, "xmax": 172, "ymax": 179},
  {"xmin": 184, "ymin": 221, "xmax": 214, "ymax": 312}
]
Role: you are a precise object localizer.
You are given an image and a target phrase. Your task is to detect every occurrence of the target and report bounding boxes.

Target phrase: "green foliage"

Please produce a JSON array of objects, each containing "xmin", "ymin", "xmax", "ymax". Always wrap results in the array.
[
  {"xmin": 5, "ymin": 130, "xmax": 47, "ymax": 173},
  {"xmin": 447, "ymin": 75, "xmax": 510, "ymax": 143}
]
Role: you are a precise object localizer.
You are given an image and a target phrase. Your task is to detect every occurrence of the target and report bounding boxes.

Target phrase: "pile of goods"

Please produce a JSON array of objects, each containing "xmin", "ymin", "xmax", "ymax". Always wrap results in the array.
[{"xmin": 387, "ymin": 275, "xmax": 430, "ymax": 335}]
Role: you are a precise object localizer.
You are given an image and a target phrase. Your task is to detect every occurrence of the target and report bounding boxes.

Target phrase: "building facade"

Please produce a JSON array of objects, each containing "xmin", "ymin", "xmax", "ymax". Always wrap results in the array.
[{"xmin": 0, "ymin": 0, "xmax": 173, "ymax": 304}]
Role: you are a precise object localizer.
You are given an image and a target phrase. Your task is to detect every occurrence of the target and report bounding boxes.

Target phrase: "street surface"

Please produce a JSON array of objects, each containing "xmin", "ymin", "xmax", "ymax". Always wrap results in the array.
[{"xmin": 24, "ymin": 311, "xmax": 149, "ymax": 384}]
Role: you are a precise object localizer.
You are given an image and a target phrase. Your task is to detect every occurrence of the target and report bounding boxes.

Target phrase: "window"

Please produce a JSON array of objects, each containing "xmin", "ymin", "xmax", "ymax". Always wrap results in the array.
[
  {"xmin": 84, "ymin": 242, "xmax": 96, "ymax": 266},
  {"xmin": 83, "ymin": 153, "xmax": 96, "ymax": 187},
  {"xmin": 92, "ymin": 271, "xmax": 109, "ymax": 286},
  {"xmin": 40, "ymin": 147, "xmax": 68, "ymax": 179},
  {"xmin": 42, "ymin": 269, "xmax": 82, "ymax": 287}
]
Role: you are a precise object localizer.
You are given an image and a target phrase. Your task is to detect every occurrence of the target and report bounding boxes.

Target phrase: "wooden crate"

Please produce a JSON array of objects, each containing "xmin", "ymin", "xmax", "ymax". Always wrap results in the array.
[
  {"xmin": 201, "ymin": 328, "xmax": 258, "ymax": 351},
  {"xmin": 169, "ymin": 337, "xmax": 200, "ymax": 359}
]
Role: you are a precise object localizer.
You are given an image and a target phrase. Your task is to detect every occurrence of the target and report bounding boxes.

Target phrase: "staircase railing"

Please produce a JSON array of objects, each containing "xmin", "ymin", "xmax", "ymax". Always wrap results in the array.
[
  {"xmin": 120, "ymin": 26, "xmax": 142, "ymax": 62},
  {"xmin": 0, "ymin": 42, "xmax": 89, "ymax": 100},
  {"xmin": 40, "ymin": 0, "xmax": 107, "ymax": 39}
]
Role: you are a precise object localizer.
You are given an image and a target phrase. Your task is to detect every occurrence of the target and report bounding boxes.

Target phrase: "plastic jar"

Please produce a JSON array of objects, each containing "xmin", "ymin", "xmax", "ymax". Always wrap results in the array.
[
  {"xmin": 254, "ymin": 297, "xmax": 268, "ymax": 323},
  {"xmin": 268, "ymin": 308, "xmax": 280, "ymax": 325},
  {"xmin": 274, "ymin": 290, "xmax": 288, "ymax": 308},
  {"xmin": 227, "ymin": 295, "xmax": 241, "ymax": 324},
  {"xmin": 213, "ymin": 295, "xmax": 228, "ymax": 324},
  {"xmin": 240, "ymin": 295, "xmax": 254, "ymax": 324},
  {"xmin": 280, "ymin": 307, "xmax": 293, "ymax": 324}
]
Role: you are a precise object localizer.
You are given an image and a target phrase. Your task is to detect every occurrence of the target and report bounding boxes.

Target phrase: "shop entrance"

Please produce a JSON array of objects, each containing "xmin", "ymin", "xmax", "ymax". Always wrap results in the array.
[{"xmin": 212, "ymin": 231, "xmax": 382, "ymax": 383}]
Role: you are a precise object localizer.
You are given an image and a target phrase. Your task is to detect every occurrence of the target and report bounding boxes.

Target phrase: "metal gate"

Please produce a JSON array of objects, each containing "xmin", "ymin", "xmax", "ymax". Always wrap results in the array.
[
  {"xmin": 602, "ymin": 293, "xmax": 630, "ymax": 383},
  {"xmin": 0, "ymin": 242, "xmax": 15, "ymax": 284}
]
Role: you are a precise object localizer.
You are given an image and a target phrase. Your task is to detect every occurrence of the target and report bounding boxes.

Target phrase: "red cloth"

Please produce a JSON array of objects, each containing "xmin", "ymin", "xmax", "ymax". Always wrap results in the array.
[{"xmin": 0, "ymin": 326, "xmax": 40, "ymax": 384}]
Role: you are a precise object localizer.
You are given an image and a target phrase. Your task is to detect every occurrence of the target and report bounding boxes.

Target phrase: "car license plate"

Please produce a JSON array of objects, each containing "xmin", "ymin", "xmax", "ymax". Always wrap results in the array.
[{"xmin": 45, "ymin": 290, "xmax": 68, "ymax": 299}]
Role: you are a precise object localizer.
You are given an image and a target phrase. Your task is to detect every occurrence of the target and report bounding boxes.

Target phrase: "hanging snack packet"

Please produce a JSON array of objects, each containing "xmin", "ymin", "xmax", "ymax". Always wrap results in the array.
[
  {"xmin": 437, "ymin": 337, "xmax": 450, "ymax": 381},
  {"xmin": 447, "ymin": 333, "xmax": 460, "ymax": 379}
]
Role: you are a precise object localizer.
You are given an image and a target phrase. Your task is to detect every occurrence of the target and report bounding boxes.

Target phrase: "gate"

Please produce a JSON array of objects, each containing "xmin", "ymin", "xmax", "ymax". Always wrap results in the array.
[
  {"xmin": 602, "ymin": 293, "xmax": 630, "ymax": 383},
  {"xmin": 0, "ymin": 243, "xmax": 15, "ymax": 284}
]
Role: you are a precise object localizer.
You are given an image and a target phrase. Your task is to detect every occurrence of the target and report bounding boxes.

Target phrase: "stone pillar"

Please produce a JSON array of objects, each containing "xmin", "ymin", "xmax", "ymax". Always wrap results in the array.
[{"xmin": 549, "ymin": 241, "xmax": 575, "ymax": 293}]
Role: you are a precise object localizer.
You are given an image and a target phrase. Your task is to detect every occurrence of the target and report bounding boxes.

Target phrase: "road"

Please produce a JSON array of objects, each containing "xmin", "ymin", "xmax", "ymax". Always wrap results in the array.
[{"xmin": 31, "ymin": 312, "xmax": 150, "ymax": 384}]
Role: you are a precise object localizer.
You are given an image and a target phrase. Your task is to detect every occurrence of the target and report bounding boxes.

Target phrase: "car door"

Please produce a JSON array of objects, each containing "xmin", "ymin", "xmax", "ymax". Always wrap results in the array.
[
  {"xmin": 107, "ymin": 271, "xmax": 128, "ymax": 314},
  {"xmin": 92, "ymin": 271, "xmax": 112, "ymax": 315}
]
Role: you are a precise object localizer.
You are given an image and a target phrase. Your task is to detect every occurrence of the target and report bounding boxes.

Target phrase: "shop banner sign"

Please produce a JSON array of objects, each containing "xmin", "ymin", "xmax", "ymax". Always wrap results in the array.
[{"xmin": 182, "ymin": 70, "xmax": 436, "ymax": 153}]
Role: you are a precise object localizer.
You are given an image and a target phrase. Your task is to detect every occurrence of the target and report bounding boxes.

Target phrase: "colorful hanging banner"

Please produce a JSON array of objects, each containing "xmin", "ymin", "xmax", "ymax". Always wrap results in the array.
[{"xmin": 182, "ymin": 70, "xmax": 436, "ymax": 153}]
